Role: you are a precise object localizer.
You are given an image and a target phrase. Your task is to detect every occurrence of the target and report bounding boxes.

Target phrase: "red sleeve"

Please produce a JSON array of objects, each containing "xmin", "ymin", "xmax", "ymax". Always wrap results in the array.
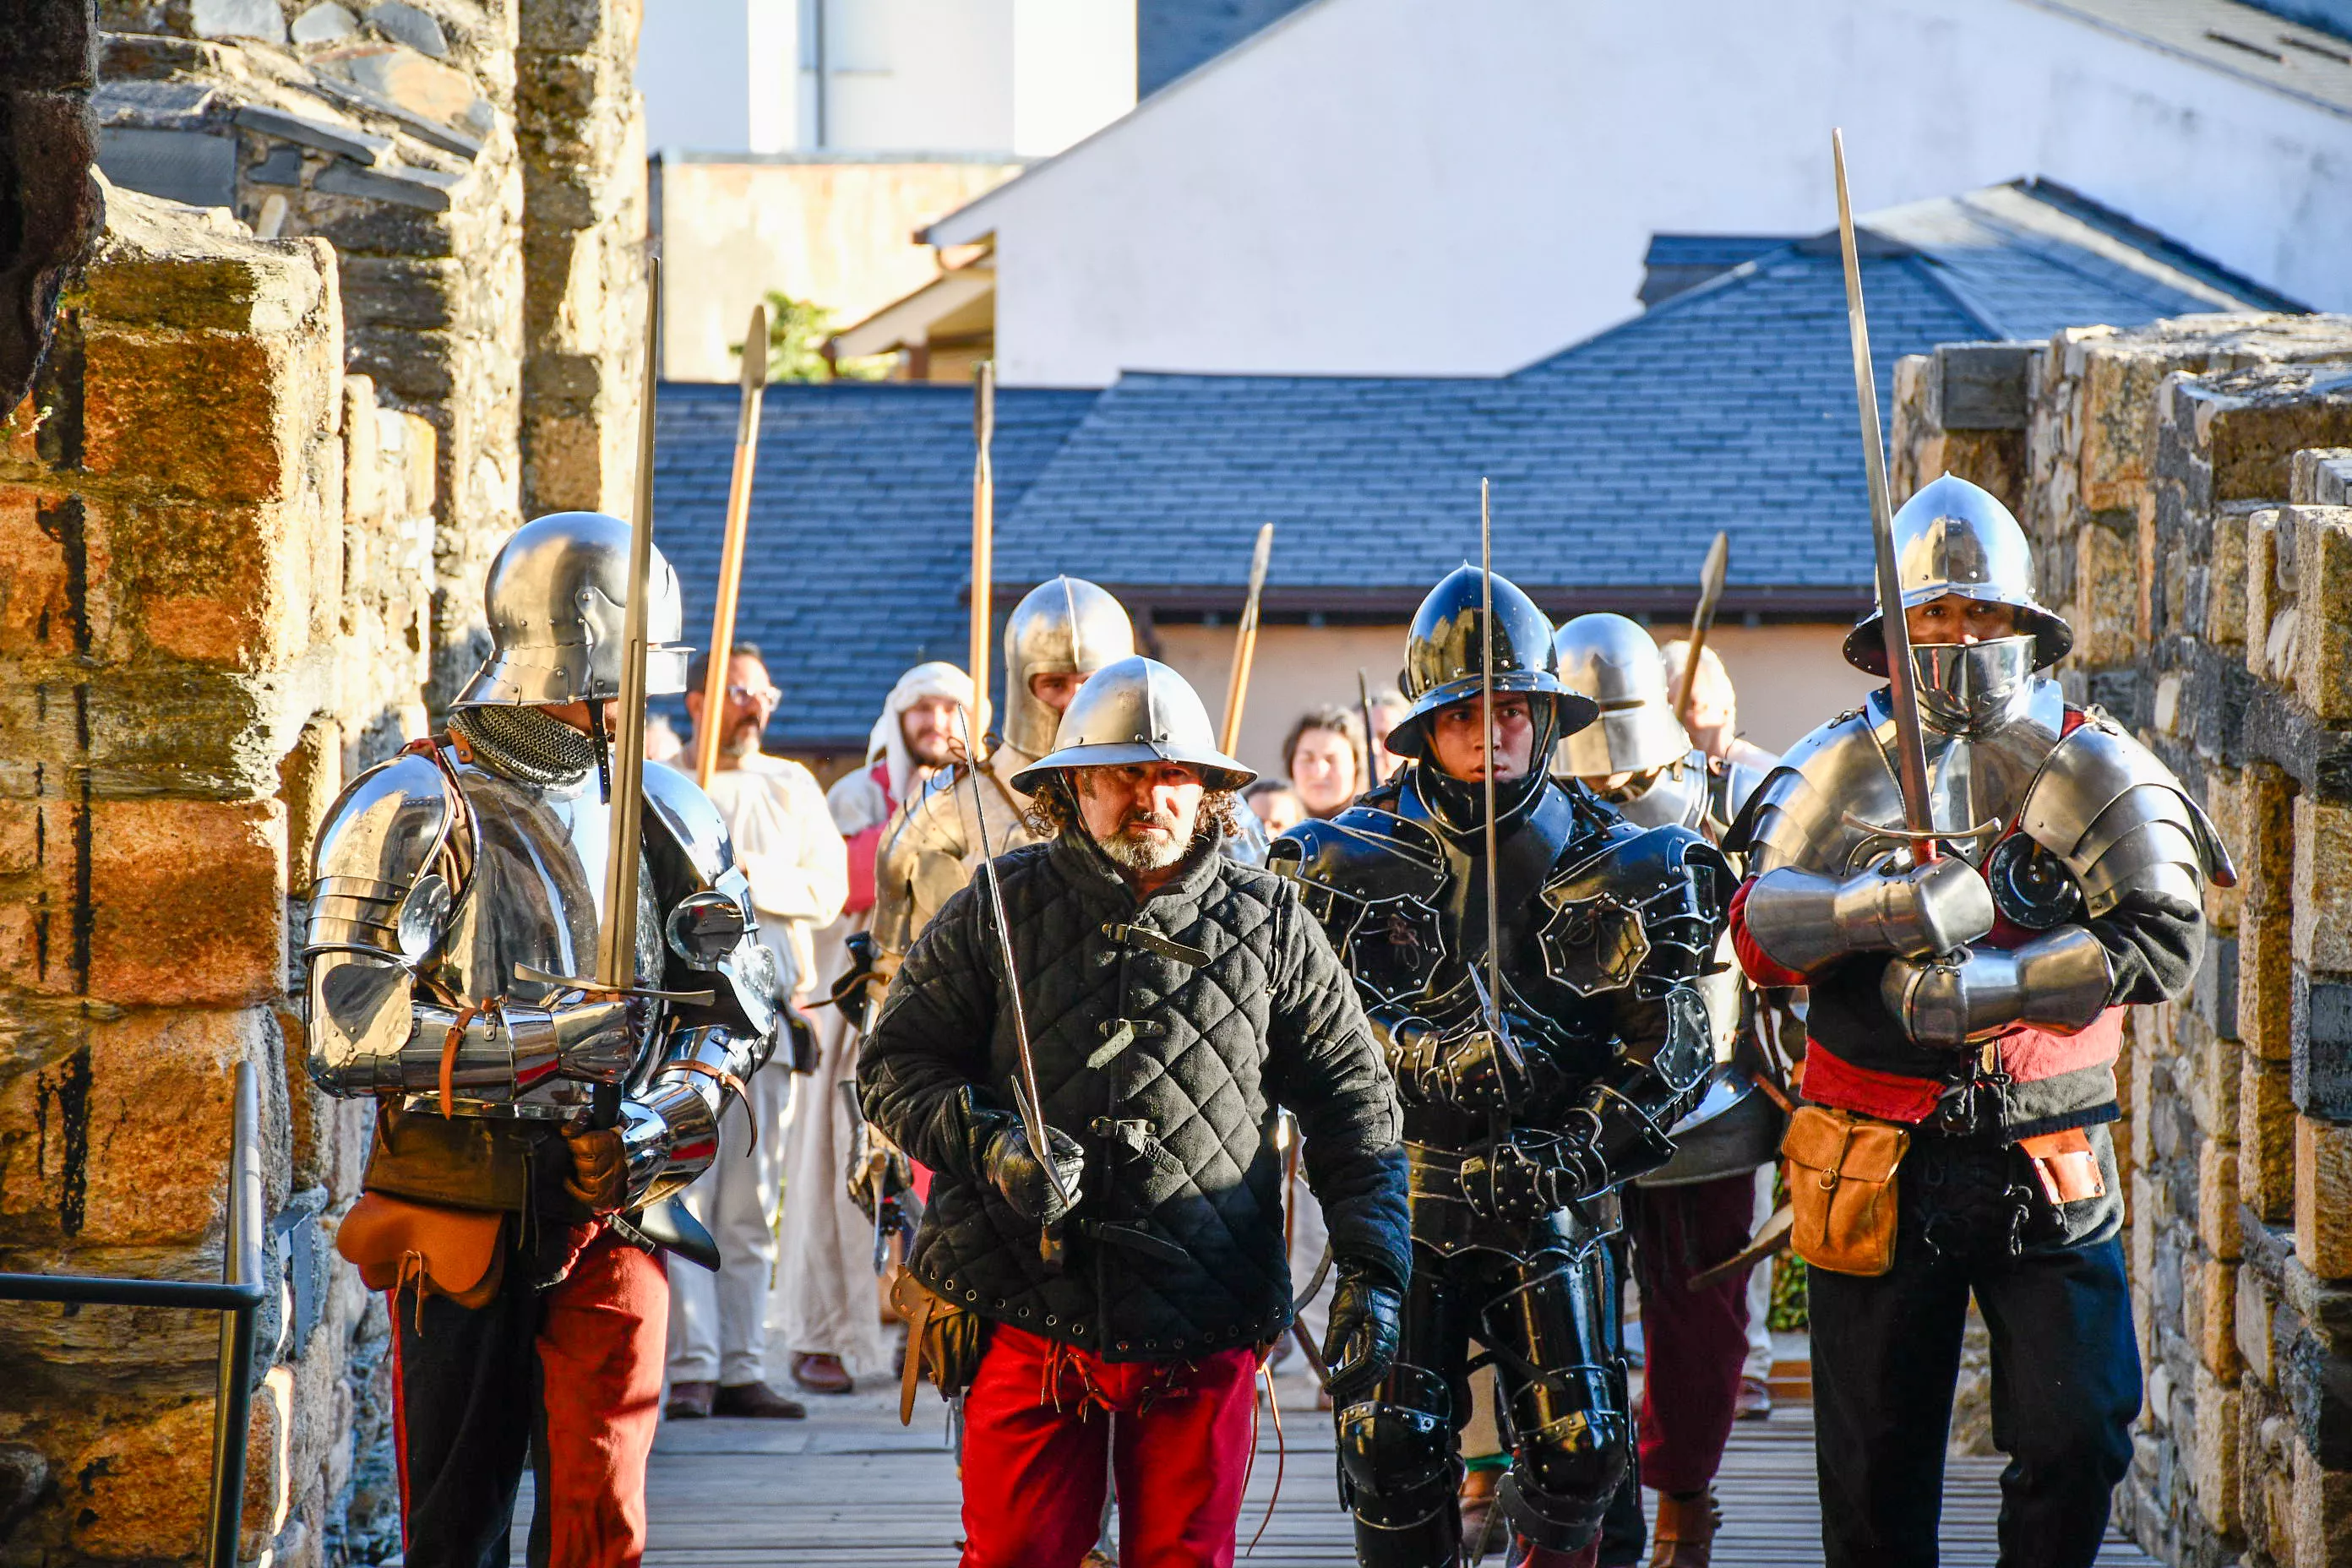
[
  {"xmin": 1729, "ymin": 877, "xmax": 1810, "ymax": 988},
  {"xmin": 841, "ymin": 820, "xmax": 886, "ymax": 915}
]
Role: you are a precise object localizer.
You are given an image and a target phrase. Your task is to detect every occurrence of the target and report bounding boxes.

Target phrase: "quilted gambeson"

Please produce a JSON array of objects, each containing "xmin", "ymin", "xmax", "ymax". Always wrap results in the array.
[{"xmin": 859, "ymin": 829, "xmax": 1410, "ymax": 1362}]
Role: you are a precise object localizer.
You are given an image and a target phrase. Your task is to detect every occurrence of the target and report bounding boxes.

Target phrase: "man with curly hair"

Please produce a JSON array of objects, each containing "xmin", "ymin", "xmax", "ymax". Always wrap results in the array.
[{"xmin": 860, "ymin": 656, "xmax": 1413, "ymax": 1568}]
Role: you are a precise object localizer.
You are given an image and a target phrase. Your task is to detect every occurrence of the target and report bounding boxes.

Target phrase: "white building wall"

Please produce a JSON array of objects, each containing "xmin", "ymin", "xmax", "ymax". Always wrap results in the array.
[{"xmin": 929, "ymin": 0, "xmax": 2352, "ymax": 385}]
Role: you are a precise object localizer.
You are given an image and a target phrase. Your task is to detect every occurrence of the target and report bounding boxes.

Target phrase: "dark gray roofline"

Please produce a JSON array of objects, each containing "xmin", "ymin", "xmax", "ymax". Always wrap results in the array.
[{"xmin": 977, "ymin": 580, "xmax": 1871, "ymax": 621}]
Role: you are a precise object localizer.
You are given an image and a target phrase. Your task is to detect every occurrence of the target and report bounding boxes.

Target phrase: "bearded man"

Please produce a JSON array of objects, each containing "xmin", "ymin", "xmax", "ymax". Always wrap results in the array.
[
  {"xmin": 662, "ymin": 645, "xmax": 847, "ymax": 1419},
  {"xmin": 860, "ymin": 656, "xmax": 1412, "ymax": 1568},
  {"xmin": 776, "ymin": 661, "xmax": 976, "ymax": 1395}
]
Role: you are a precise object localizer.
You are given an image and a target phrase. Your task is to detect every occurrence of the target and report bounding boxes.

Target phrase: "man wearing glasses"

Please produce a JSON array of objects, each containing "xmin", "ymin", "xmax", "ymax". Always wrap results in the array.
[{"xmin": 663, "ymin": 644, "xmax": 850, "ymax": 1419}]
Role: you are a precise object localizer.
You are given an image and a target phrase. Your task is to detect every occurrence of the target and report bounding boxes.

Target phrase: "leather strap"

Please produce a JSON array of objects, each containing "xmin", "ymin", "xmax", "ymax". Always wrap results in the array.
[{"xmin": 438, "ymin": 999, "xmax": 498, "ymax": 1119}]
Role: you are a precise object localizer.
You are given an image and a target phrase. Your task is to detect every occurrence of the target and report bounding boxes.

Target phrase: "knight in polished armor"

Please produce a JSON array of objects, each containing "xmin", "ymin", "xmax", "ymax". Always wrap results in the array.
[
  {"xmin": 1271, "ymin": 569, "xmax": 1729, "ymax": 1567},
  {"xmin": 863, "ymin": 576, "xmax": 1135, "ymax": 998},
  {"xmin": 1552, "ymin": 612, "xmax": 1784, "ymax": 1568},
  {"xmin": 305, "ymin": 512, "xmax": 778, "ymax": 1568},
  {"xmin": 1725, "ymin": 476, "xmax": 2235, "ymax": 1568}
]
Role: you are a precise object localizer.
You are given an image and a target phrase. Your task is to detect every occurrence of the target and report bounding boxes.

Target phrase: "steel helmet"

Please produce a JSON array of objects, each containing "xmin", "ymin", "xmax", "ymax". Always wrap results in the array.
[
  {"xmin": 1552, "ymin": 612, "xmax": 1689, "ymax": 778},
  {"xmin": 1000, "ymin": 577, "xmax": 1136, "ymax": 756},
  {"xmin": 1384, "ymin": 565, "xmax": 1597, "ymax": 761},
  {"xmin": 453, "ymin": 512, "xmax": 689, "ymax": 707},
  {"xmin": 1010, "ymin": 656, "xmax": 1255, "ymax": 794}
]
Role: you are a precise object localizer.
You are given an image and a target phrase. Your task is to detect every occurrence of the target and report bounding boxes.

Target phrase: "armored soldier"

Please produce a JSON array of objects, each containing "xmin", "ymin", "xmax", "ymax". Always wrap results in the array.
[
  {"xmin": 1271, "ymin": 569, "xmax": 1729, "ymax": 1567},
  {"xmin": 864, "ymin": 576, "xmax": 1135, "ymax": 994},
  {"xmin": 305, "ymin": 512, "xmax": 777, "ymax": 1568},
  {"xmin": 1552, "ymin": 612, "xmax": 1784, "ymax": 1568},
  {"xmin": 1726, "ymin": 476, "xmax": 2234, "ymax": 1568}
]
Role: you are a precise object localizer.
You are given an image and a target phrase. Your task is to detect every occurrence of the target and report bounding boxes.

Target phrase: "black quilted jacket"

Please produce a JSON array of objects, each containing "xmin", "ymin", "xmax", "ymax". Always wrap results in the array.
[{"xmin": 859, "ymin": 829, "xmax": 1411, "ymax": 1362}]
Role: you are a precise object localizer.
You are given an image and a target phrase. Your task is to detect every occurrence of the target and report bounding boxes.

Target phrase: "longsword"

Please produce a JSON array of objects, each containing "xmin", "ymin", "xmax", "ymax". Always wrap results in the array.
[
  {"xmin": 1476, "ymin": 481, "xmax": 1521, "ymax": 1076},
  {"xmin": 1832, "ymin": 129, "xmax": 1939, "ymax": 863},
  {"xmin": 596, "ymin": 253, "xmax": 663, "ymax": 988},
  {"xmin": 954, "ymin": 710, "xmax": 1072, "ymax": 1265}
]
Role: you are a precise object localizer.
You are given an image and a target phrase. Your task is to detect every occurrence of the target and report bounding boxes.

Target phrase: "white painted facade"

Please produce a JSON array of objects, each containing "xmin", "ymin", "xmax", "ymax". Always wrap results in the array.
[
  {"xmin": 923, "ymin": 0, "xmax": 2352, "ymax": 385},
  {"xmin": 636, "ymin": 0, "xmax": 1136, "ymax": 156}
]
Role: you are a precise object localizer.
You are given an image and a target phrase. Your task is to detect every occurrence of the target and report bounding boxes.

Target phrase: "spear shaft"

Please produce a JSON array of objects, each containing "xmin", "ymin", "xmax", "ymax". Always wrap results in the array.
[{"xmin": 694, "ymin": 301, "xmax": 769, "ymax": 788}]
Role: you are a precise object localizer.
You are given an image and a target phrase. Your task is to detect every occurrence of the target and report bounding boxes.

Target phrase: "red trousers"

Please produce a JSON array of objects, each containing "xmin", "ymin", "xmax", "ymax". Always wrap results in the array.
[
  {"xmin": 1625, "ymin": 1173, "xmax": 1758, "ymax": 1496},
  {"xmin": 392, "ymin": 1227, "xmax": 668, "ymax": 1568},
  {"xmin": 958, "ymin": 1326, "xmax": 1260, "ymax": 1568}
]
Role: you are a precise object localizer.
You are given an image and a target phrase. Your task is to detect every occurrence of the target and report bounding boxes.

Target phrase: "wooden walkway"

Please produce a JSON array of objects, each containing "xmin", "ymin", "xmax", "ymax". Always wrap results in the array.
[{"xmin": 516, "ymin": 1368, "xmax": 2162, "ymax": 1566}]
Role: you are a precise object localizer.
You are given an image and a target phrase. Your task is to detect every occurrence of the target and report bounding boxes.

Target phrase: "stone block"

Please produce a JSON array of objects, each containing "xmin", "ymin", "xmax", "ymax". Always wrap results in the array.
[
  {"xmin": 64, "ymin": 1397, "xmax": 210, "ymax": 1559},
  {"xmin": 81, "ymin": 325, "xmax": 292, "ymax": 504},
  {"xmin": 2209, "ymin": 507, "xmax": 2251, "ymax": 647},
  {"xmin": 0, "ymin": 485, "xmax": 108, "ymax": 659},
  {"xmin": 343, "ymin": 374, "xmax": 381, "ymax": 528},
  {"xmin": 2300, "ymin": 972, "xmax": 2352, "ymax": 1121},
  {"xmin": 2195, "ymin": 1362, "xmax": 2244, "ymax": 1534},
  {"xmin": 0, "ymin": 1006, "xmax": 277, "ymax": 1247},
  {"xmin": 2250, "ymin": 509, "xmax": 2282, "ymax": 679},
  {"xmin": 2247, "ymin": 1052, "xmax": 2300, "ymax": 1222},
  {"xmin": 2291, "ymin": 1440, "xmax": 2352, "ymax": 1568},
  {"xmin": 2204, "ymin": 1141, "xmax": 2245, "ymax": 1261},
  {"xmin": 75, "ymin": 228, "xmax": 324, "ymax": 337},
  {"xmin": 103, "ymin": 495, "xmax": 326, "ymax": 670},
  {"xmin": 2298, "ymin": 1116, "xmax": 2352, "ymax": 1281},
  {"xmin": 2074, "ymin": 520, "xmax": 2138, "ymax": 668},
  {"xmin": 2244, "ymin": 1266, "xmax": 2279, "ymax": 1385},
  {"xmin": 2245, "ymin": 901, "xmax": 2297, "ymax": 1062},
  {"xmin": 2294, "ymin": 798, "xmax": 2352, "ymax": 972},
  {"xmin": 2182, "ymin": 369, "xmax": 2352, "ymax": 505},
  {"xmin": 88, "ymin": 798, "xmax": 285, "ymax": 1006},
  {"xmin": 2206, "ymin": 1255, "xmax": 2243, "ymax": 1377},
  {"xmin": 2289, "ymin": 1331, "xmax": 2352, "ymax": 1470}
]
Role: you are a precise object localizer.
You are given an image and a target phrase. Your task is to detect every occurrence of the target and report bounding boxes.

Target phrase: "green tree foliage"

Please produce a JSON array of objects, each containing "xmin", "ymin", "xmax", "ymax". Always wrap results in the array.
[{"xmin": 730, "ymin": 290, "xmax": 890, "ymax": 383}]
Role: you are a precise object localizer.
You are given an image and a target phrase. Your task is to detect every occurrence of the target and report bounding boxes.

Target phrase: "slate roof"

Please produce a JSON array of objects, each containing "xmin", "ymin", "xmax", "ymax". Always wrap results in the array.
[
  {"xmin": 651, "ymin": 382, "xmax": 1097, "ymax": 752},
  {"xmin": 655, "ymin": 181, "xmax": 2295, "ymax": 754}
]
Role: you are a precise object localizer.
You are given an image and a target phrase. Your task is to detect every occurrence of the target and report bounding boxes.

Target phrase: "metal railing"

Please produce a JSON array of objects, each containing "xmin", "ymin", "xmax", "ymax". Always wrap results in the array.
[{"xmin": 0, "ymin": 1060, "xmax": 266, "ymax": 1568}]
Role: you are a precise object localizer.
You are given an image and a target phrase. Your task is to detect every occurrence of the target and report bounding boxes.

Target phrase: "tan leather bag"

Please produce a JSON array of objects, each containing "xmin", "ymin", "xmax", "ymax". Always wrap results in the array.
[
  {"xmin": 888, "ymin": 1271, "xmax": 987, "ymax": 1425},
  {"xmin": 1781, "ymin": 1104, "xmax": 1910, "ymax": 1277},
  {"xmin": 336, "ymin": 1191, "xmax": 508, "ymax": 1310}
]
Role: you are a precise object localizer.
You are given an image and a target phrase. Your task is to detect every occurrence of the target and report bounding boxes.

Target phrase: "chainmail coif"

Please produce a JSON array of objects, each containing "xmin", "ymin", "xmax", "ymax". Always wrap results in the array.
[{"xmin": 449, "ymin": 703, "xmax": 597, "ymax": 785}]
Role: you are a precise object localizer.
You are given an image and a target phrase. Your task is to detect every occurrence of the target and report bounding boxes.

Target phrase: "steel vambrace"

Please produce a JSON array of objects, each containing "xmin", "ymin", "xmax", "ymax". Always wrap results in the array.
[
  {"xmin": 1880, "ymin": 925, "xmax": 2117, "ymax": 1048},
  {"xmin": 621, "ymin": 1024, "xmax": 743, "ymax": 1206},
  {"xmin": 1741, "ymin": 857, "xmax": 1995, "ymax": 973}
]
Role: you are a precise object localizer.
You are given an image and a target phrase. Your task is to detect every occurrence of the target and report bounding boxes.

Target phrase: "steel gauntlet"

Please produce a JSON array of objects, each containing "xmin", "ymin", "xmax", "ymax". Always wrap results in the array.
[
  {"xmin": 1880, "ymin": 925, "xmax": 2116, "ymax": 1048},
  {"xmin": 1742, "ymin": 857, "xmax": 1995, "ymax": 973}
]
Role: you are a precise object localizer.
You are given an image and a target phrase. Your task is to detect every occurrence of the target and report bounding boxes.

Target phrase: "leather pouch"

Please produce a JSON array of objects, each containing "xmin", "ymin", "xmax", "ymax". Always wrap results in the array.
[
  {"xmin": 2018, "ymin": 1127, "xmax": 2105, "ymax": 1205},
  {"xmin": 888, "ymin": 1270, "xmax": 987, "ymax": 1425},
  {"xmin": 336, "ymin": 1190, "xmax": 508, "ymax": 1309},
  {"xmin": 1781, "ymin": 1103, "xmax": 1909, "ymax": 1277}
]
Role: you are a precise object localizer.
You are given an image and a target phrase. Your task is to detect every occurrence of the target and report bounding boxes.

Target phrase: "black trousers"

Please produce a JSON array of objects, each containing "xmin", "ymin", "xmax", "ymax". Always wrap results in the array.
[{"xmin": 1806, "ymin": 1129, "xmax": 2139, "ymax": 1568}]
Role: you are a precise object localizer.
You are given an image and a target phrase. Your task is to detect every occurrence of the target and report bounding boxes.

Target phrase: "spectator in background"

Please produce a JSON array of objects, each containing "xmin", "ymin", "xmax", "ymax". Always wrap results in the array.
[
  {"xmin": 1365, "ymin": 687, "xmax": 1409, "ymax": 785},
  {"xmin": 665, "ymin": 645, "xmax": 849, "ymax": 1420},
  {"xmin": 1660, "ymin": 640, "xmax": 1776, "ymax": 772},
  {"xmin": 776, "ymin": 661, "xmax": 977, "ymax": 1396},
  {"xmin": 1282, "ymin": 705, "xmax": 1367, "ymax": 819},
  {"xmin": 1244, "ymin": 778, "xmax": 1307, "ymax": 836},
  {"xmin": 645, "ymin": 710, "xmax": 683, "ymax": 765}
]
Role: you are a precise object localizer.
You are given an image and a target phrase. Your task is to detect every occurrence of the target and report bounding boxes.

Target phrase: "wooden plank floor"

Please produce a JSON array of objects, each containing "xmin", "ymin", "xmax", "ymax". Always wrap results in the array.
[{"xmin": 516, "ymin": 1367, "xmax": 2160, "ymax": 1566}]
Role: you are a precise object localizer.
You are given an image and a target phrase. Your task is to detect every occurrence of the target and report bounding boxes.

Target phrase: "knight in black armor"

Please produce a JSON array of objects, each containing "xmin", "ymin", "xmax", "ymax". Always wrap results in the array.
[{"xmin": 1270, "ymin": 567, "xmax": 1730, "ymax": 1567}]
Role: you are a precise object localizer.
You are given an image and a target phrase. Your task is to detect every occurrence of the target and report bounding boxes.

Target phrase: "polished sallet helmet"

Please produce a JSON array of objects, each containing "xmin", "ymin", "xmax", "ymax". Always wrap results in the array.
[
  {"xmin": 1843, "ymin": 474, "xmax": 2072, "ymax": 733},
  {"xmin": 1386, "ymin": 565, "xmax": 1598, "ymax": 830},
  {"xmin": 1000, "ymin": 576, "xmax": 1136, "ymax": 757},
  {"xmin": 454, "ymin": 511, "xmax": 691, "ymax": 707},
  {"xmin": 1552, "ymin": 612, "xmax": 1688, "ymax": 779},
  {"xmin": 1010, "ymin": 656, "xmax": 1256, "ymax": 793}
]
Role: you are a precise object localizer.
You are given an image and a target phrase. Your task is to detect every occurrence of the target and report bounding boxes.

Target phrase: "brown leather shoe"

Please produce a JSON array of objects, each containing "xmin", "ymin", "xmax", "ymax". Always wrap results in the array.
[
  {"xmin": 664, "ymin": 1380, "xmax": 715, "ymax": 1420},
  {"xmin": 712, "ymin": 1381, "xmax": 807, "ymax": 1418},
  {"xmin": 791, "ymin": 1352, "xmax": 855, "ymax": 1395},
  {"xmin": 1734, "ymin": 1373, "xmax": 1773, "ymax": 1421},
  {"xmin": 1647, "ymin": 1489, "xmax": 1720, "ymax": 1568}
]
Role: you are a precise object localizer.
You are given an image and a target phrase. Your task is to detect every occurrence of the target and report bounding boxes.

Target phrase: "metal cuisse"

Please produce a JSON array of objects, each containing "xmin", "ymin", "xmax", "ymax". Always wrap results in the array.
[
  {"xmin": 1551, "ymin": 612, "xmax": 1690, "ymax": 780},
  {"xmin": 999, "ymin": 575, "xmax": 1135, "ymax": 758}
]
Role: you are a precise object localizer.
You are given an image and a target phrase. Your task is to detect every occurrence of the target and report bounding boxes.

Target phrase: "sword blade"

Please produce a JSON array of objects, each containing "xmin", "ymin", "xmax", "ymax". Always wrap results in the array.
[
  {"xmin": 1832, "ymin": 129, "xmax": 1939, "ymax": 859},
  {"xmin": 1357, "ymin": 667, "xmax": 1382, "ymax": 787},
  {"xmin": 970, "ymin": 362, "xmax": 996, "ymax": 738},
  {"xmin": 1478, "ymin": 480, "xmax": 1510, "ymax": 1058},
  {"xmin": 1219, "ymin": 521, "xmax": 1276, "ymax": 756},
  {"xmin": 597, "ymin": 253, "xmax": 663, "ymax": 987}
]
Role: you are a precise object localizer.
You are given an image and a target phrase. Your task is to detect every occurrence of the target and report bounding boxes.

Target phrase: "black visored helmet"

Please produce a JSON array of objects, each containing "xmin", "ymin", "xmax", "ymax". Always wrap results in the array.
[{"xmin": 1385, "ymin": 564, "xmax": 1598, "ymax": 761}]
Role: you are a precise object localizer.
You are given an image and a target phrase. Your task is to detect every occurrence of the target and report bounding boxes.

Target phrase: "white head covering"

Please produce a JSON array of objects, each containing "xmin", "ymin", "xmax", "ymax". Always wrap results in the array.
[{"xmin": 869, "ymin": 660, "xmax": 977, "ymax": 805}]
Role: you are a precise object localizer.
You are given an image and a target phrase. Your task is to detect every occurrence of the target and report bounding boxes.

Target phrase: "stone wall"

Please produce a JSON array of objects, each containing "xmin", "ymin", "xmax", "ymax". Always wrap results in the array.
[
  {"xmin": 0, "ymin": 177, "xmax": 435, "ymax": 1568},
  {"xmin": 1893, "ymin": 312, "xmax": 2352, "ymax": 1568}
]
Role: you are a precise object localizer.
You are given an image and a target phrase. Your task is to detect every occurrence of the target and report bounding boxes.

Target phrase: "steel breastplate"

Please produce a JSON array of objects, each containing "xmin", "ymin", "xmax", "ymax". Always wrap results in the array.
[
  {"xmin": 1749, "ymin": 678, "xmax": 2066, "ymax": 877},
  {"xmin": 428, "ymin": 763, "xmax": 667, "ymax": 1117}
]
